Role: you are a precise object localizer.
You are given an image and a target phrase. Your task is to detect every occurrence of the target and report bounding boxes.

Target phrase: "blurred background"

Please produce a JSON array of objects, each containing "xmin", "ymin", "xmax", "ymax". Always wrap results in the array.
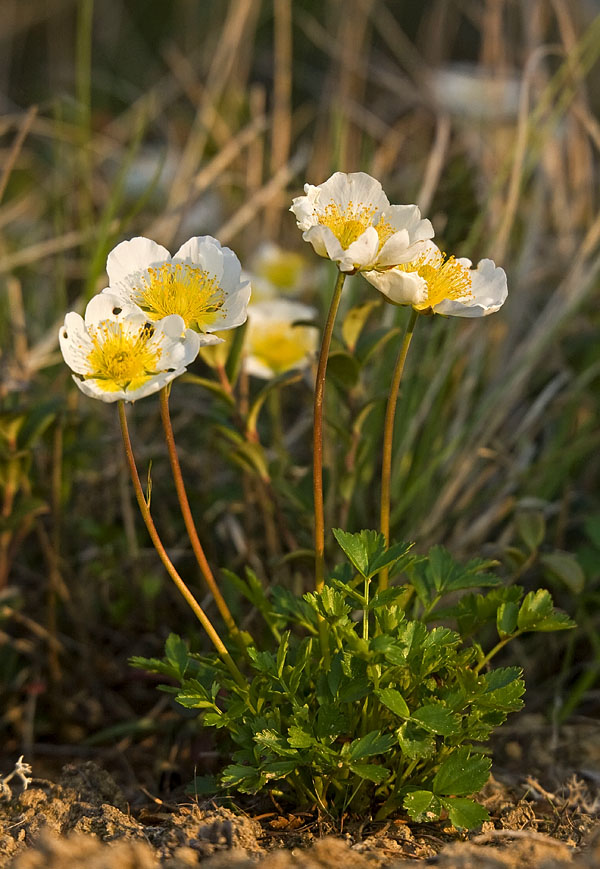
[{"xmin": 1, "ymin": 0, "xmax": 599, "ymax": 789}]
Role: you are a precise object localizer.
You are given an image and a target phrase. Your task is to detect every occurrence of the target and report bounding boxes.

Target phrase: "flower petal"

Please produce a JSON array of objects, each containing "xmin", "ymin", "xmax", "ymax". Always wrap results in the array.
[
  {"xmin": 340, "ymin": 226, "xmax": 381, "ymax": 271},
  {"xmin": 433, "ymin": 259, "xmax": 507, "ymax": 317},
  {"xmin": 106, "ymin": 237, "xmax": 171, "ymax": 286},
  {"xmin": 363, "ymin": 267, "xmax": 429, "ymax": 307},
  {"xmin": 85, "ymin": 293, "xmax": 143, "ymax": 328},
  {"xmin": 59, "ymin": 312, "xmax": 92, "ymax": 374},
  {"xmin": 212, "ymin": 280, "xmax": 252, "ymax": 332},
  {"xmin": 173, "ymin": 235, "xmax": 225, "ymax": 282}
]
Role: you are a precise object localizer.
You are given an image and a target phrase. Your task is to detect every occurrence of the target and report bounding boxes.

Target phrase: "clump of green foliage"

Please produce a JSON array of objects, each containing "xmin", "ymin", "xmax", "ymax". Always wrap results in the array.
[{"xmin": 133, "ymin": 529, "xmax": 573, "ymax": 828}]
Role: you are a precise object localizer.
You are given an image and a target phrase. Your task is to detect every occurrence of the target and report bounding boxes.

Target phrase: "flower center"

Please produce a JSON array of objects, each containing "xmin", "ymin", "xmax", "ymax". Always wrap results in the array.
[
  {"xmin": 398, "ymin": 249, "xmax": 473, "ymax": 309},
  {"xmin": 250, "ymin": 323, "xmax": 314, "ymax": 374},
  {"xmin": 131, "ymin": 263, "xmax": 226, "ymax": 330},
  {"xmin": 317, "ymin": 201, "xmax": 394, "ymax": 251},
  {"xmin": 86, "ymin": 322, "xmax": 163, "ymax": 392}
]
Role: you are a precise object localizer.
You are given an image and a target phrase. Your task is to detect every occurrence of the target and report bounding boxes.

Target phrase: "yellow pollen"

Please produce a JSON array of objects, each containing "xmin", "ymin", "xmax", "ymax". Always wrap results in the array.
[
  {"xmin": 250, "ymin": 322, "xmax": 314, "ymax": 375},
  {"xmin": 260, "ymin": 251, "xmax": 305, "ymax": 290},
  {"xmin": 85, "ymin": 322, "xmax": 163, "ymax": 392},
  {"xmin": 131, "ymin": 263, "xmax": 226, "ymax": 330},
  {"xmin": 398, "ymin": 249, "xmax": 473, "ymax": 309},
  {"xmin": 317, "ymin": 201, "xmax": 394, "ymax": 252}
]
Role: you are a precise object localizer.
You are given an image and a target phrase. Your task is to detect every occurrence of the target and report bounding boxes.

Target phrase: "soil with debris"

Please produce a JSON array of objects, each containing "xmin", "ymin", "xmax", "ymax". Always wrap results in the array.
[{"xmin": 1, "ymin": 733, "xmax": 600, "ymax": 869}]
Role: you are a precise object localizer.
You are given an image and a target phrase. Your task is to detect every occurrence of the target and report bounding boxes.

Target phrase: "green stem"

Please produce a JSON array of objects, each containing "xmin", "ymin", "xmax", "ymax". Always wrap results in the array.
[
  {"xmin": 379, "ymin": 308, "xmax": 419, "ymax": 591},
  {"xmin": 314, "ymin": 269, "xmax": 346, "ymax": 592},
  {"xmin": 117, "ymin": 401, "xmax": 247, "ymax": 691},
  {"xmin": 474, "ymin": 632, "xmax": 522, "ymax": 674},
  {"xmin": 313, "ymin": 269, "xmax": 346, "ymax": 670},
  {"xmin": 159, "ymin": 387, "xmax": 248, "ymax": 649}
]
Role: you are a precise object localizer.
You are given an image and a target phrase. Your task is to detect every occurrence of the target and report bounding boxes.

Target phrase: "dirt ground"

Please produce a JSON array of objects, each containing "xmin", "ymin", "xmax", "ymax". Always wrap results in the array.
[{"xmin": 2, "ymin": 718, "xmax": 600, "ymax": 869}]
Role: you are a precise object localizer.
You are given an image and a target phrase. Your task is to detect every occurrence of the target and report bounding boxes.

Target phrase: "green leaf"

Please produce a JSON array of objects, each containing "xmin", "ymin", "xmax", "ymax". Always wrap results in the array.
[
  {"xmin": 247, "ymin": 647, "xmax": 277, "ymax": 674},
  {"xmin": 332, "ymin": 528, "xmax": 385, "ymax": 578},
  {"xmin": 165, "ymin": 634, "xmax": 188, "ymax": 678},
  {"xmin": 496, "ymin": 601, "xmax": 519, "ymax": 638},
  {"xmin": 441, "ymin": 797, "xmax": 489, "ymax": 830},
  {"xmin": 287, "ymin": 726, "xmax": 315, "ymax": 749},
  {"xmin": 342, "ymin": 300, "xmax": 380, "ymax": 351},
  {"xmin": 375, "ymin": 687, "xmax": 410, "ymax": 718},
  {"xmin": 246, "ymin": 370, "xmax": 303, "ymax": 435},
  {"xmin": 412, "ymin": 704, "xmax": 461, "ymax": 736},
  {"xmin": 220, "ymin": 763, "xmax": 261, "ymax": 792},
  {"xmin": 368, "ymin": 586, "xmax": 411, "ymax": 610},
  {"xmin": 540, "ymin": 551, "xmax": 585, "ymax": 594},
  {"xmin": 479, "ymin": 668, "xmax": 525, "ymax": 711},
  {"xmin": 515, "ymin": 511, "xmax": 546, "ymax": 552},
  {"xmin": 327, "ymin": 350, "xmax": 361, "ymax": 389},
  {"xmin": 181, "ymin": 374, "xmax": 236, "ymax": 407},
  {"xmin": 403, "ymin": 790, "xmax": 441, "ymax": 821},
  {"xmin": 350, "ymin": 763, "xmax": 390, "ymax": 784},
  {"xmin": 517, "ymin": 589, "xmax": 575, "ymax": 632},
  {"xmin": 432, "ymin": 748, "xmax": 491, "ymax": 796},
  {"xmin": 348, "ymin": 730, "xmax": 395, "ymax": 760},
  {"xmin": 276, "ymin": 631, "xmax": 290, "ymax": 678},
  {"xmin": 396, "ymin": 722, "xmax": 435, "ymax": 760},
  {"xmin": 262, "ymin": 761, "xmax": 298, "ymax": 781}
]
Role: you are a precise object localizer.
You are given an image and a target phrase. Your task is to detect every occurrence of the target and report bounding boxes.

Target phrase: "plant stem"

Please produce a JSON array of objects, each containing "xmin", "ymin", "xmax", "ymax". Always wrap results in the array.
[
  {"xmin": 117, "ymin": 401, "xmax": 247, "ymax": 690},
  {"xmin": 474, "ymin": 633, "xmax": 521, "ymax": 674},
  {"xmin": 314, "ymin": 269, "xmax": 346, "ymax": 591},
  {"xmin": 379, "ymin": 308, "xmax": 419, "ymax": 591},
  {"xmin": 159, "ymin": 387, "xmax": 247, "ymax": 647}
]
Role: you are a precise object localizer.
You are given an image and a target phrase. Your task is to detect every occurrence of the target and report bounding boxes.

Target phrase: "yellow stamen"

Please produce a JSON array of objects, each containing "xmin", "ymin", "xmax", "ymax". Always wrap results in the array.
[
  {"xmin": 317, "ymin": 201, "xmax": 394, "ymax": 251},
  {"xmin": 398, "ymin": 249, "xmax": 473, "ymax": 309},
  {"xmin": 132, "ymin": 263, "xmax": 226, "ymax": 330},
  {"xmin": 86, "ymin": 322, "xmax": 163, "ymax": 392},
  {"xmin": 260, "ymin": 251, "xmax": 305, "ymax": 290},
  {"xmin": 250, "ymin": 323, "xmax": 314, "ymax": 375}
]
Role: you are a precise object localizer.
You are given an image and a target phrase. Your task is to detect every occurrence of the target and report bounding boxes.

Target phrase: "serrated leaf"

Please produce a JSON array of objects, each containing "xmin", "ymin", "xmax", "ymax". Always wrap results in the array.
[
  {"xmin": 432, "ymin": 748, "xmax": 491, "ymax": 796},
  {"xmin": 220, "ymin": 764, "xmax": 259, "ymax": 788},
  {"xmin": 375, "ymin": 687, "xmax": 410, "ymax": 718},
  {"xmin": 368, "ymin": 586, "xmax": 410, "ymax": 610},
  {"xmin": 165, "ymin": 633, "xmax": 188, "ymax": 677},
  {"xmin": 332, "ymin": 528, "xmax": 385, "ymax": 578},
  {"xmin": 441, "ymin": 797, "xmax": 489, "ymax": 830},
  {"xmin": 515, "ymin": 511, "xmax": 546, "ymax": 552},
  {"xmin": 348, "ymin": 730, "xmax": 395, "ymax": 760},
  {"xmin": 396, "ymin": 721, "xmax": 436, "ymax": 760},
  {"xmin": 350, "ymin": 763, "xmax": 390, "ymax": 784},
  {"xmin": 403, "ymin": 790, "xmax": 441, "ymax": 821},
  {"xmin": 287, "ymin": 726, "xmax": 315, "ymax": 749},
  {"xmin": 540, "ymin": 551, "xmax": 585, "ymax": 595},
  {"xmin": 412, "ymin": 704, "xmax": 461, "ymax": 736},
  {"xmin": 247, "ymin": 647, "xmax": 277, "ymax": 673},
  {"xmin": 517, "ymin": 589, "xmax": 575, "ymax": 632},
  {"xmin": 479, "ymin": 668, "xmax": 525, "ymax": 711}
]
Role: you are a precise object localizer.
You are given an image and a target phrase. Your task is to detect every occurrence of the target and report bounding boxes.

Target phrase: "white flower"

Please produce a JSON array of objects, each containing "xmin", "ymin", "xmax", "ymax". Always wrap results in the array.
[
  {"xmin": 363, "ymin": 241, "xmax": 508, "ymax": 317},
  {"xmin": 104, "ymin": 236, "xmax": 251, "ymax": 334},
  {"xmin": 290, "ymin": 172, "xmax": 434, "ymax": 274},
  {"xmin": 244, "ymin": 299, "xmax": 318, "ymax": 380},
  {"xmin": 248, "ymin": 243, "xmax": 310, "ymax": 302},
  {"xmin": 59, "ymin": 294, "xmax": 217, "ymax": 403}
]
